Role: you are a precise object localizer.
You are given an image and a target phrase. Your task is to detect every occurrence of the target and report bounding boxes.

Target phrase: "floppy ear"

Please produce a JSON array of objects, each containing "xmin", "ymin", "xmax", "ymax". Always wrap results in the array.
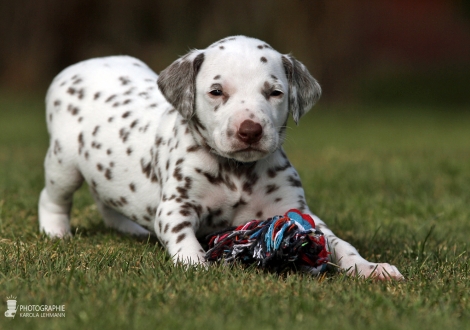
[
  {"xmin": 157, "ymin": 50, "xmax": 205, "ymax": 119},
  {"xmin": 282, "ymin": 55, "xmax": 321, "ymax": 124}
]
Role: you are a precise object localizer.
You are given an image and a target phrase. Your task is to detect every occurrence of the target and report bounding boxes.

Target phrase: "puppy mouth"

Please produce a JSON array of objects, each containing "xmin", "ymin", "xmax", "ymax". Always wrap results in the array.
[
  {"xmin": 226, "ymin": 146, "xmax": 269, "ymax": 162},
  {"xmin": 234, "ymin": 146, "xmax": 262, "ymax": 153}
]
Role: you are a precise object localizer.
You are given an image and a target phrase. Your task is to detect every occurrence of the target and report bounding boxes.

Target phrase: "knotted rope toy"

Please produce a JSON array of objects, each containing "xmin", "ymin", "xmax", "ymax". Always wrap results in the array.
[{"xmin": 205, "ymin": 209, "xmax": 330, "ymax": 274}]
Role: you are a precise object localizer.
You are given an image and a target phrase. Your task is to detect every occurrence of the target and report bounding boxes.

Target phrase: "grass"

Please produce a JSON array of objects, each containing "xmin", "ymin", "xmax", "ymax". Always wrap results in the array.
[{"xmin": 0, "ymin": 92, "xmax": 469, "ymax": 329}]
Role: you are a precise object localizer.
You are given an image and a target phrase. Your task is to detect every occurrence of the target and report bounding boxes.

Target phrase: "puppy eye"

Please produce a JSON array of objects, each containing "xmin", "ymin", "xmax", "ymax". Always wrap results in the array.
[
  {"xmin": 270, "ymin": 90, "xmax": 283, "ymax": 97},
  {"xmin": 209, "ymin": 89, "xmax": 223, "ymax": 96}
]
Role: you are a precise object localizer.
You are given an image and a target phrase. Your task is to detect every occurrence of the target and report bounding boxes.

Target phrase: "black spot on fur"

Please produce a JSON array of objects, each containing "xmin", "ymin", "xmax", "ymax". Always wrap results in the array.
[
  {"xmin": 78, "ymin": 133, "xmax": 84, "ymax": 154},
  {"xmin": 129, "ymin": 183, "xmax": 136, "ymax": 192},
  {"xmin": 232, "ymin": 198, "xmax": 247, "ymax": 209},
  {"xmin": 267, "ymin": 162, "xmax": 291, "ymax": 178},
  {"xmin": 119, "ymin": 76, "xmax": 131, "ymax": 85},
  {"xmin": 119, "ymin": 128, "xmax": 130, "ymax": 143},
  {"xmin": 265, "ymin": 184, "xmax": 279, "ymax": 194},
  {"xmin": 242, "ymin": 172, "xmax": 259, "ymax": 195},
  {"xmin": 288, "ymin": 176, "xmax": 302, "ymax": 187}
]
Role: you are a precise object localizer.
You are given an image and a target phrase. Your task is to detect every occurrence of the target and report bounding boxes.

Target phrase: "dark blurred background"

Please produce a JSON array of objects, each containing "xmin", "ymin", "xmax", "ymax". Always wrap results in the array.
[{"xmin": 1, "ymin": 0, "xmax": 470, "ymax": 105}]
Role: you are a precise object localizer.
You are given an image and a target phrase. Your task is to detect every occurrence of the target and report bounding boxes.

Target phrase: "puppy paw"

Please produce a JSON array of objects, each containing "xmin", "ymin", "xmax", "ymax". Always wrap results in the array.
[{"xmin": 347, "ymin": 262, "xmax": 404, "ymax": 281}]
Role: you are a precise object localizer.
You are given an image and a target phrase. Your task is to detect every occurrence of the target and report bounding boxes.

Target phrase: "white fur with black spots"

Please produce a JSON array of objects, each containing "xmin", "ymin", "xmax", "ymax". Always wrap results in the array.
[{"xmin": 39, "ymin": 36, "xmax": 403, "ymax": 280}]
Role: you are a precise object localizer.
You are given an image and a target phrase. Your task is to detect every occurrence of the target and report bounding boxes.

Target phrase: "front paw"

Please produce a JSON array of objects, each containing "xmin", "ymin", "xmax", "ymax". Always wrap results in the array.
[
  {"xmin": 347, "ymin": 262, "xmax": 404, "ymax": 280},
  {"xmin": 172, "ymin": 249, "xmax": 208, "ymax": 267}
]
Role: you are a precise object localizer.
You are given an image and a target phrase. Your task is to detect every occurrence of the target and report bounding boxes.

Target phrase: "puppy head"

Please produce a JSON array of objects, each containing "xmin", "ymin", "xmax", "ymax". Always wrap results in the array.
[{"xmin": 158, "ymin": 36, "xmax": 321, "ymax": 162}]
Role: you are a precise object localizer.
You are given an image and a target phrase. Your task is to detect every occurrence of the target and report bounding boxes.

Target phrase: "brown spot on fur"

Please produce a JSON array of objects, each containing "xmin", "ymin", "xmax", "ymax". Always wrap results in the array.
[
  {"xmin": 105, "ymin": 95, "xmax": 117, "ymax": 103},
  {"xmin": 176, "ymin": 233, "xmax": 186, "ymax": 243},
  {"xmin": 179, "ymin": 209, "xmax": 191, "ymax": 216},
  {"xmin": 130, "ymin": 119, "xmax": 138, "ymax": 128},
  {"xmin": 172, "ymin": 221, "xmax": 192, "ymax": 233},
  {"xmin": 173, "ymin": 167, "xmax": 183, "ymax": 181},
  {"xmin": 92, "ymin": 126, "xmax": 100, "ymax": 136},
  {"xmin": 187, "ymin": 145, "xmax": 201, "ymax": 152}
]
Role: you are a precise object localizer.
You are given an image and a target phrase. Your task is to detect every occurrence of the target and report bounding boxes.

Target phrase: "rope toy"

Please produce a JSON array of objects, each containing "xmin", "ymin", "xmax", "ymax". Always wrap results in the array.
[{"xmin": 205, "ymin": 209, "xmax": 330, "ymax": 274}]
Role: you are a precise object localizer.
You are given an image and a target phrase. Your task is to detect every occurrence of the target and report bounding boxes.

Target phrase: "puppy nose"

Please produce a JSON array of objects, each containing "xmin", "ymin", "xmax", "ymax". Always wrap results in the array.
[{"xmin": 237, "ymin": 120, "xmax": 263, "ymax": 144}]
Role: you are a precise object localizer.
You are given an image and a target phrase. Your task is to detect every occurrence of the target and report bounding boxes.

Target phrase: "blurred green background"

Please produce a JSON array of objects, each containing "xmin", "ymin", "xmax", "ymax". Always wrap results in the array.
[{"xmin": 1, "ymin": 0, "xmax": 470, "ymax": 106}]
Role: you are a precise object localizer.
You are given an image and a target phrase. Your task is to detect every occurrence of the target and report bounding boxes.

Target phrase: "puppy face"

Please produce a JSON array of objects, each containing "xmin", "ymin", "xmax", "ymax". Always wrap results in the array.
[{"xmin": 158, "ymin": 36, "xmax": 321, "ymax": 163}]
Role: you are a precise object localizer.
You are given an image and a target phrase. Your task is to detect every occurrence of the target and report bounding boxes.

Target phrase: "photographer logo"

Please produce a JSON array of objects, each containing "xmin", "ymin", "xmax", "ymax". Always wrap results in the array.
[{"xmin": 5, "ymin": 296, "xmax": 65, "ymax": 319}]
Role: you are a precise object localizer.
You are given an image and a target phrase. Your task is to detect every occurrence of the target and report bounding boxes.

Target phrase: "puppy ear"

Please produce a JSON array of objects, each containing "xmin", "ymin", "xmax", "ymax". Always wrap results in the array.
[
  {"xmin": 282, "ymin": 55, "xmax": 321, "ymax": 124},
  {"xmin": 157, "ymin": 50, "xmax": 205, "ymax": 119}
]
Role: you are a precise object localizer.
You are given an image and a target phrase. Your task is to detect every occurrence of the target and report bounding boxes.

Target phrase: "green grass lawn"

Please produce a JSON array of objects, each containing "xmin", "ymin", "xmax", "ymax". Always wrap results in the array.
[{"xmin": 0, "ymin": 93, "xmax": 469, "ymax": 330}]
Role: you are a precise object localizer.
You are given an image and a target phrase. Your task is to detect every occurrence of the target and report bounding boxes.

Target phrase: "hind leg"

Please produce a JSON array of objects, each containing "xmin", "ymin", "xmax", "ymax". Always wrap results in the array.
[
  {"xmin": 91, "ymin": 193, "xmax": 152, "ymax": 237},
  {"xmin": 38, "ymin": 149, "xmax": 84, "ymax": 238}
]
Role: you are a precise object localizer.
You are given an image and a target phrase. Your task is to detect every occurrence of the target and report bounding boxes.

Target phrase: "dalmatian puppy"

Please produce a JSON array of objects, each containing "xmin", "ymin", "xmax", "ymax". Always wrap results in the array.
[{"xmin": 38, "ymin": 36, "xmax": 403, "ymax": 280}]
